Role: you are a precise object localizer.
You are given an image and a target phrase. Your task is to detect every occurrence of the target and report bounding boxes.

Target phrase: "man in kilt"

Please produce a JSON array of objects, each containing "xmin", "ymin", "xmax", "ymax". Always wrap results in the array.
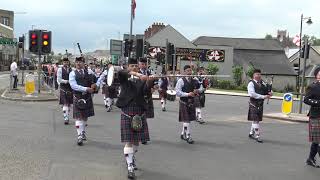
[
  {"xmin": 194, "ymin": 66, "xmax": 209, "ymax": 124},
  {"xmin": 303, "ymin": 67, "xmax": 320, "ymax": 168},
  {"xmin": 57, "ymin": 58, "xmax": 73, "ymax": 125},
  {"xmin": 247, "ymin": 69, "xmax": 271, "ymax": 143},
  {"xmin": 97, "ymin": 62, "xmax": 118, "ymax": 112},
  {"xmin": 69, "ymin": 57, "xmax": 96, "ymax": 146},
  {"xmin": 116, "ymin": 58, "xmax": 154, "ymax": 179},
  {"xmin": 158, "ymin": 76, "xmax": 169, "ymax": 111},
  {"xmin": 176, "ymin": 65, "xmax": 201, "ymax": 144}
]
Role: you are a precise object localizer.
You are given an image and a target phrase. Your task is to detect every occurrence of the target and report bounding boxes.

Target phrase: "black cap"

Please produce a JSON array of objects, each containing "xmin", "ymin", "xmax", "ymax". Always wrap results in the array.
[
  {"xmin": 184, "ymin": 65, "xmax": 191, "ymax": 71},
  {"xmin": 128, "ymin": 58, "xmax": 138, "ymax": 64},
  {"xmin": 75, "ymin": 57, "xmax": 85, "ymax": 62},
  {"xmin": 138, "ymin": 57, "xmax": 147, "ymax": 63},
  {"xmin": 314, "ymin": 67, "xmax": 320, "ymax": 77}
]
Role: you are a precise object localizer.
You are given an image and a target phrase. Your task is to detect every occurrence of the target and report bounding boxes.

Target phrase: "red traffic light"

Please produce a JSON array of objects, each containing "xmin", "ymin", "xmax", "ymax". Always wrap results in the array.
[
  {"xmin": 31, "ymin": 34, "xmax": 37, "ymax": 39},
  {"xmin": 42, "ymin": 34, "xmax": 49, "ymax": 40}
]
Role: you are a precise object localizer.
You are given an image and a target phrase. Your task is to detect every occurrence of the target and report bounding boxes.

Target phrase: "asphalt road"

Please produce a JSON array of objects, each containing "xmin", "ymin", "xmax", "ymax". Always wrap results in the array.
[{"xmin": 0, "ymin": 94, "xmax": 319, "ymax": 180}]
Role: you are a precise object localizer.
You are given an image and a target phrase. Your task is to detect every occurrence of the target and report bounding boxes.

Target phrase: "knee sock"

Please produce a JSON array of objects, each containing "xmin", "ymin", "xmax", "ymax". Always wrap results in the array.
[{"xmin": 124, "ymin": 147, "xmax": 134, "ymax": 169}]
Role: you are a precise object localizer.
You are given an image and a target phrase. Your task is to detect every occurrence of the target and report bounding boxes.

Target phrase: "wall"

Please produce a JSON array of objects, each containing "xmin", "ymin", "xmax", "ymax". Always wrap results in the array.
[{"xmin": 261, "ymin": 75, "xmax": 296, "ymax": 92}]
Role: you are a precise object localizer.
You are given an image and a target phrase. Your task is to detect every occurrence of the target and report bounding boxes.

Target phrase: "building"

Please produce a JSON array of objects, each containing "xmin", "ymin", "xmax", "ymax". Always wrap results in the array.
[
  {"xmin": 0, "ymin": 9, "xmax": 15, "ymax": 71},
  {"xmin": 144, "ymin": 22, "xmax": 296, "ymax": 90}
]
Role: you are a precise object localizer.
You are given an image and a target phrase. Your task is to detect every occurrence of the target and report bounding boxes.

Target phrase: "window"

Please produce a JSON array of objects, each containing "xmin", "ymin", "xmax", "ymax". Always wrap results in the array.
[{"xmin": 1, "ymin": 17, "xmax": 10, "ymax": 26}]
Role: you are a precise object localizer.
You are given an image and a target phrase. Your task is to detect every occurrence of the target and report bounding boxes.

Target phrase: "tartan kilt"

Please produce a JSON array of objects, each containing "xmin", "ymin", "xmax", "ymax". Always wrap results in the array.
[
  {"xmin": 102, "ymin": 85, "xmax": 118, "ymax": 99},
  {"xmin": 145, "ymin": 99, "xmax": 154, "ymax": 119},
  {"xmin": 247, "ymin": 104, "xmax": 263, "ymax": 122},
  {"xmin": 194, "ymin": 96, "xmax": 201, "ymax": 108},
  {"xmin": 158, "ymin": 89, "xmax": 167, "ymax": 99},
  {"xmin": 179, "ymin": 101, "xmax": 196, "ymax": 122},
  {"xmin": 308, "ymin": 117, "xmax": 320, "ymax": 143},
  {"xmin": 59, "ymin": 89, "xmax": 73, "ymax": 105},
  {"xmin": 73, "ymin": 95, "xmax": 95, "ymax": 120},
  {"xmin": 121, "ymin": 105, "xmax": 150, "ymax": 144}
]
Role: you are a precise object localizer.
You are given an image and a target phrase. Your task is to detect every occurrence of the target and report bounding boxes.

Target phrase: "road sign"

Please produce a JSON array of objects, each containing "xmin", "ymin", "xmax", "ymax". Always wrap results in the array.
[
  {"xmin": 110, "ymin": 39, "xmax": 122, "ymax": 56},
  {"xmin": 282, "ymin": 93, "xmax": 293, "ymax": 115},
  {"xmin": 25, "ymin": 74, "xmax": 35, "ymax": 96}
]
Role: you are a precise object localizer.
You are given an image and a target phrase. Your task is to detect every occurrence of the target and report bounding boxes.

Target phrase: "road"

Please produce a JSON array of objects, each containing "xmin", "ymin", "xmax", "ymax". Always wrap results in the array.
[{"xmin": 0, "ymin": 94, "xmax": 319, "ymax": 180}]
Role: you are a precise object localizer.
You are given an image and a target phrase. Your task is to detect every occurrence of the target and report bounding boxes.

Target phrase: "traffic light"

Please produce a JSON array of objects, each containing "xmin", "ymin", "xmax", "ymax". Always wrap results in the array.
[
  {"xmin": 29, "ymin": 30, "xmax": 40, "ymax": 53},
  {"xmin": 166, "ymin": 42, "xmax": 175, "ymax": 65},
  {"xmin": 18, "ymin": 36, "xmax": 24, "ymax": 48},
  {"xmin": 136, "ymin": 38, "xmax": 143, "ymax": 58},
  {"xmin": 41, "ymin": 31, "xmax": 52, "ymax": 54},
  {"xmin": 124, "ymin": 39, "xmax": 129, "ymax": 57},
  {"xmin": 300, "ymin": 43, "xmax": 311, "ymax": 59}
]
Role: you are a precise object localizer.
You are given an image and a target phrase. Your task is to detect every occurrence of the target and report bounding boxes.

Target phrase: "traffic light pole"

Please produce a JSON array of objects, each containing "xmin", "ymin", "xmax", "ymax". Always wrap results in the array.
[
  {"xmin": 298, "ymin": 38, "xmax": 308, "ymax": 114},
  {"xmin": 21, "ymin": 35, "xmax": 25, "ymax": 85},
  {"xmin": 37, "ymin": 30, "xmax": 42, "ymax": 94},
  {"xmin": 128, "ymin": 0, "xmax": 133, "ymax": 60}
]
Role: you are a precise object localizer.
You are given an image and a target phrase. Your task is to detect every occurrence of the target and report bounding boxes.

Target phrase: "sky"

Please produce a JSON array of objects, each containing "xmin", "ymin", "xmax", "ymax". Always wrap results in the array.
[{"xmin": 1, "ymin": 0, "xmax": 319, "ymax": 54}]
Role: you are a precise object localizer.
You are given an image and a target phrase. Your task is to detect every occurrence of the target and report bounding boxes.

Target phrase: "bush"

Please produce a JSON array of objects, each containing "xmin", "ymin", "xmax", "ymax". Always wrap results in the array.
[
  {"xmin": 217, "ymin": 80, "xmax": 234, "ymax": 90},
  {"xmin": 207, "ymin": 63, "xmax": 219, "ymax": 75},
  {"xmin": 246, "ymin": 65, "xmax": 254, "ymax": 79},
  {"xmin": 284, "ymin": 84, "xmax": 294, "ymax": 93},
  {"xmin": 235, "ymin": 84, "xmax": 247, "ymax": 91},
  {"xmin": 232, "ymin": 65, "xmax": 243, "ymax": 86}
]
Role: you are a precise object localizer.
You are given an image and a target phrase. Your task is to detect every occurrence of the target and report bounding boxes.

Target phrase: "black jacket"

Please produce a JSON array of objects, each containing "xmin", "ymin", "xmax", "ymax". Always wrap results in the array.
[
  {"xmin": 304, "ymin": 81, "xmax": 320, "ymax": 118},
  {"xmin": 116, "ymin": 70, "xmax": 151, "ymax": 109}
]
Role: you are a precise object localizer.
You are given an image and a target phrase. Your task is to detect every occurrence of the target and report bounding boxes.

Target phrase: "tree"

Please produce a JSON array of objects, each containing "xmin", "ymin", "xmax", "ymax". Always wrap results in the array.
[
  {"xmin": 232, "ymin": 65, "xmax": 243, "ymax": 86},
  {"xmin": 246, "ymin": 65, "xmax": 255, "ymax": 79},
  {"xmin": 302, "ymin": 35, "xmax": 320, "ymax": 46},
  {"xmin": 207, "ymin": 63, "xmax": 219, "ymax": 75},
  {"xmin": 265, "ymin": 34, "xmax": 273, "ymax": 39}
]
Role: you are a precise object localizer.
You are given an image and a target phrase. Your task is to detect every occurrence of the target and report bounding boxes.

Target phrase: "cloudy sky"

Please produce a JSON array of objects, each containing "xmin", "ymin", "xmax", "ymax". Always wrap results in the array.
[{"xmin": 1, "ymin": 0, "xmax": 319, "ymax": 53}]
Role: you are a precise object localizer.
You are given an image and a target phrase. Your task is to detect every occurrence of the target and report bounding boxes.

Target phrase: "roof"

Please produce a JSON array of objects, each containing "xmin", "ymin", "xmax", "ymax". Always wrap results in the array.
[
  {"xmin": 233, "ymin": 49, "xmax": 297, "ymax": 76},
  {"xmin": 193, "ymin": 36, "xmax": 284, "ymax": 51},
  {"xmin": 146, "ymin": 25, "xmax": 196, "ymax": 49},
  {"xmin": 289, "ymin": 46, "xmax": 320, "ymax": 63},
  {"xmin": 314, "ymin": 46, "xmax": 320, "ymax": 55}
]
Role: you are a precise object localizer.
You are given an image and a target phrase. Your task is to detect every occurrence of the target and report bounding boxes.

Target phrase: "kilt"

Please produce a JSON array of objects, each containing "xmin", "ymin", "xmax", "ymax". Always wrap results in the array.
[
  {"xmin": 308, "ymin": 117, "xmax": 320, "ymax": 143},
  {"xmin": 145, "ymin": 99, "xmax": 154, "ymax": 119},
  {"xmin": 158, "ymin": 89, "xmax": 167, "ymax": 99},
  {"xmin": 179, "ymin": 101, "xmax": 196, "ymax": 122},
  {"xmin": 247, "ymin": 103, "xmax": 263, "ymax": 122},
  {"xmin": 102, "ymin": 84, "xmax": 118, "ymax": 99},
  {"xmin": 73, "ymin": 94, "xmax": 95, "ymax": 120},
  {"xmin": 194, "ymin": 96, "xmax": 201, "ymax": 108},
  {"xmin": 59, "ymin": 89, "xmax": 73, "ymax": 105},
  {"xmin": 121, "ymin": 105, "xmax": 150, "ymax": 144}
]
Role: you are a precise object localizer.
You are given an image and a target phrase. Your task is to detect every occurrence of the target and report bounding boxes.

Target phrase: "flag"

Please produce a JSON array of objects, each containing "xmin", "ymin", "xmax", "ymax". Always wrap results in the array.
[
  {"xmin": 132, "ymin": 0, "xmax": 136, "ymax": 19},
  {"xmin": 293, "ymin": 35, "xmax": 301, "ymax": 47}
]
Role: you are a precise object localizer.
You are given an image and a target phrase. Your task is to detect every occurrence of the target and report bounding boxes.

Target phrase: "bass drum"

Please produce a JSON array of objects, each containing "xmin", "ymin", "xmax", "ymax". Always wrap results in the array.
[{"xmin": 166, "ymin": 90, "xmax": 176, "ymax": 101}]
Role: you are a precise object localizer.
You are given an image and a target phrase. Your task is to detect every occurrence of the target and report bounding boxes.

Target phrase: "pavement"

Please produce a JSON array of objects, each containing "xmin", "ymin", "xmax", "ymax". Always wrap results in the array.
[{"xmin": 0, "ymin": 93, "xmax": 319, "ymax": 180}]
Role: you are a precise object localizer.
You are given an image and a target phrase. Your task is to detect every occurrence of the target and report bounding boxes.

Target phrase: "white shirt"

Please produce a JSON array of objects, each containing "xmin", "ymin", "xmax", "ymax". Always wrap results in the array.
[
  {"xmin": 10, "ymin": 62, "xmax": 18, "ymax": 76},
  {"xmin": 247, "ymin": 80, "xmax": 265, "ymax": 99},
  {"xmin": 175, "ymin": 77, "xmax": 201, "ymax": 97},
  {"xmin": 96, "ymin": 69, "xmax": 108, "ymax": 87},
  {"xmin": 57, "ymin": 66, "xmax": 70, "ymax": 86},
  {"xmin": 69, "ymin": 69, "xmax": 88, "ymax": 93}
]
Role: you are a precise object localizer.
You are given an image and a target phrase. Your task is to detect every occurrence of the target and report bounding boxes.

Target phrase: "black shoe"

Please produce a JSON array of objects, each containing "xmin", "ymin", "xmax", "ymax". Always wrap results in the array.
[
  {"xmin": 105, "ymin": 104, "xmax": 109, "ymax": 109},
  {"xmin": 248, "ymin": 134, "xmax": 255, "ymax": 139},
  {"xmin": 127, "ymin": 164, "xmax": 135, "ymax": 179},
  {"xmin": 77, "ymin": 135, "xmax": 83, "ymax": 146},
  {"xmin": 197, "ymin": 118, "xmax": 205, "ymax": 124},
  {"xmin": 106, "ymin": 106, "xmax": 111, "ymax": 112},
  {"xmin": 180, "ymin": 133, "xmax": 186, "ymax": 140},
  {"xmin": 306, "ymin": 158, "xmax": 320, "ymax": 168},
  {"xmin": 141, "ymin": 141, "xmax": 148, "ymax": 145},
  {"xmin": 82, "ymin": 131, "xmax": 87, "ymax": 141},
  {"xmin": 255, "ymin": 137, "xmax": 263, "ymax": 143},
  {"xmin": 64, "ymin": 120, "xmax": 69, "ymax": 125},
  {"xmin": 162, "ymin": 107, "xmax": 166, "ymax": 112},
  {"xmin": 186, "ymin": 137, "xmax": 194, "ymax": 144}
]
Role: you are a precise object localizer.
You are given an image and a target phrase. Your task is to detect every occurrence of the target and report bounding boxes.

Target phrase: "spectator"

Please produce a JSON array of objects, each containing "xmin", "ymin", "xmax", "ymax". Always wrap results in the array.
[{"xmin": 10, "ymin": 60, "xmax": 18, "ymax": 89}]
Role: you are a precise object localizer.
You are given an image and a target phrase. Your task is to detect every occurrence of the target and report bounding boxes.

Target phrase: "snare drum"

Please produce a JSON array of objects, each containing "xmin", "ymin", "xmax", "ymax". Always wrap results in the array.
[{"xmin": 166, "ymin": 90, "xmax": 176, "ymax": 101}]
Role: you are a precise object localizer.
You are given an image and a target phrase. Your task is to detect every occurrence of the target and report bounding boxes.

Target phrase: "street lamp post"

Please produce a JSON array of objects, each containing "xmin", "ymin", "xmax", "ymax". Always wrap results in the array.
[{"xmin": 298, "ymin": 14, "xmax": 313, "ymax": 114}]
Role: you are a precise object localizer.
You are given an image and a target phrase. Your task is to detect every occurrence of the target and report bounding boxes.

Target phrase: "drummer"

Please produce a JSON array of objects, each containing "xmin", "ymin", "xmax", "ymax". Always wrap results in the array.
[{"xmin": 95, "ymin": 62, "xmax": 115, "ymax": 111}]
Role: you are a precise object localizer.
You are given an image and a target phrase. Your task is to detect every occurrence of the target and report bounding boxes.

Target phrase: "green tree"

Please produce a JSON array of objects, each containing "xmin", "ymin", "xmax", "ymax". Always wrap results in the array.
[
  {"xmin": 232, "ymin": 65, "xmax": 243, "ymax": 86},
  {"xmin": 207, "ymin": 63, "xmax": 219, "ymax": 75},
  {"xmin": 246, "ymin": 65, "xmax": 255, "ymax": 79},
  {"xmin": 265, "ymin": 34, "xmax": 273, "ymax": 39}
]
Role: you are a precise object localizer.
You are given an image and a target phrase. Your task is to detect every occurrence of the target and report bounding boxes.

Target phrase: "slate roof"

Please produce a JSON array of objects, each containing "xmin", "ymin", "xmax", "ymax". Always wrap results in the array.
[
  {"xmin": 193, "ymin": 36, "xmax": 284, "ymax": 51},
  {"xmin": 146, "ymin": 25, "xmax": 196, "ymax": 49},
  {"xmin": 233, "ymin": 50, "xmax": 297, "ymax": 76}
]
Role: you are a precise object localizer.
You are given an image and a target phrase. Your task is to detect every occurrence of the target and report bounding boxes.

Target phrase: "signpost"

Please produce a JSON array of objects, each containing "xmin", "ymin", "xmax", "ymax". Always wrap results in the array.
[
  {"xmin": 110, "ymin": 39, "xmax": 123, "ymax": 65},
  {"xmin": 282, "ymin": 93, "xmax": 293, "ymax": 115}
]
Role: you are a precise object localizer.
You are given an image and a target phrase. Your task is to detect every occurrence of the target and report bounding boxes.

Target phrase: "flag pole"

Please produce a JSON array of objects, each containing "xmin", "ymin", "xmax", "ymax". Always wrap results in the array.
[{"xmin": 129, "ymin": 0, "xmax": 134, "ymax": 59}]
